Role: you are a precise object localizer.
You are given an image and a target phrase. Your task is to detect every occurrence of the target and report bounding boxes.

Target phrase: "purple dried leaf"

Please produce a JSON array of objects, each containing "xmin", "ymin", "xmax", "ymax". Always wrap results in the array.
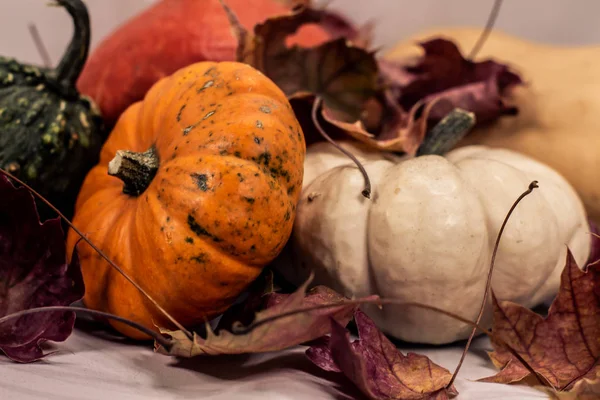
[
  {"xmin": 307, "ymin": 310, "xmax": 457, "ymax": 400},
  {"xmin": 396, "ymin": 38, "xmax": 522, "ymax": 124},
  {"xmin": 0, "ymin": 175, "xmax": 84, "ymax": 363},
  {"xmin": 322, "ymin": 37, "xmax": 523, "ymax": 154}
]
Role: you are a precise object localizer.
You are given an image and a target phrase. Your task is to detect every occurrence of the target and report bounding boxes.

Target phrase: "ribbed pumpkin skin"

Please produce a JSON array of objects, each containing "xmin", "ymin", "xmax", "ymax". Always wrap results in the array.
[{"xmin": 67, "ymin": 61, "xmax": 305, "ymax": 339}]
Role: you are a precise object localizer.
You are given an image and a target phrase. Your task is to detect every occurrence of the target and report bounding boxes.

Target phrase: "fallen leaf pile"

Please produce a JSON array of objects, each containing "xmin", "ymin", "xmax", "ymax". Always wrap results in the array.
[
  {"xmin": 221, "ymin": 1, "xmax": 523, "ymax": 155},
  {"xmin": 0, "ymin": 175, "xmax": 84, "ymax": 362}
]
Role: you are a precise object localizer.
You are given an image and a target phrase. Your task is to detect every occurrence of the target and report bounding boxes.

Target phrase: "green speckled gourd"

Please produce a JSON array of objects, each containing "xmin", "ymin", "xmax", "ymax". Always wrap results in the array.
[{"xmin": 0, "ymin": 0, "xmax": 103, "ymax": 218}]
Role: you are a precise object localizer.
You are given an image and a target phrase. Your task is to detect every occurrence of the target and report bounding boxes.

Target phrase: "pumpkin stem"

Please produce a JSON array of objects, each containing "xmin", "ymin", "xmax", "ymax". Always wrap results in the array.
[
  {"xmin": 416, "ymin": 108, "xmax": 475, "ymax": 156},
  {"xmin": 51, "ymin": 0, "xmax": 91, "ymax": 95},
  {"xmin": 108, "ymin": 147, "xmax": 160, "ymax": 196}
]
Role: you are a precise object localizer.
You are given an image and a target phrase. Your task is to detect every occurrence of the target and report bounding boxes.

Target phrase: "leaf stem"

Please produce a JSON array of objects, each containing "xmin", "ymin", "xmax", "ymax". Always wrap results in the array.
[
  {"xmin": 0, "ymin": 169, "xmax": 193, "ymax": 341},
  {"xmin": 233, "ymin": 298, "xmax": 493, "ymax": 338},
  {"xmin": 0, "ymin": 306, "xmax": 171, "ymax": 350},
  {"xmin": 446, "ymin": 180, "xmax": 539, "ymax": 388},
  {"xmin": 311, "ymin": 96, "xmax": 372, "ymax": 198},
  {"xmin": 468, "ymin": 0, "xmax": 504, "ymax": 59},
  {"xmin": 28, "ymin": 23, "xmax": 52, "ymax": 68},
  {"xmin": 230, "ymin": 292, "xmax": 547, "ymax": 388}
]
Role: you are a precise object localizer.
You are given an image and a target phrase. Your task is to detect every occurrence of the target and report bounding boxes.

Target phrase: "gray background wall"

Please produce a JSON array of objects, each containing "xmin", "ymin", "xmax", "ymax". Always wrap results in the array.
[{"xmin": 0, "ymin": 0, "xmax": 598, "ymax": 66}]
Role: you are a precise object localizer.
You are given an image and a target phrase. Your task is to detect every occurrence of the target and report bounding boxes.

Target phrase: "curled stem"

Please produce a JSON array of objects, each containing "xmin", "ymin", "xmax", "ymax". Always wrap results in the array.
[
  {"xmin": 0, "ymin": 306, "xmax": 171, "ymax": 350},
  {"xmin": 446, "ymin": 180, "xmax": 539, "ymax": 388},
  {"xmin": 311, "ymin": 97, "xmax": 372, "ymax": 198},
  {"xmin": 0, "ymin": 168, "xmax": 193, "ymax": 341}
]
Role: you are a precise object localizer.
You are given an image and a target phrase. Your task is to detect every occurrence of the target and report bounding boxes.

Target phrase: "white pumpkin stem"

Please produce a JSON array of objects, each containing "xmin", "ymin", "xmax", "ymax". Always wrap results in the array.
[
  {"xmin": 417, "ymin": 108, "xmax": 475, "ymax": 156},
  {"xmin": 108, "ymin": 147, "xmax": 159, "ymax": 196}
]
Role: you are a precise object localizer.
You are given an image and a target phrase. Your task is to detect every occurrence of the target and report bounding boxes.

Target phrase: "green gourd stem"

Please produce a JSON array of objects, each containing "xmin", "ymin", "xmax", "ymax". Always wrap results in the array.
[
  {"xmin": 416, "ymin": 108, "xmax": 476, "ymax": 157},
  {"xmin": 108, "ymin": 147, "xmax": 160, "ymax": 196},
  {"xmin": 52, "ymin": 0, "xmax": 91, "ymax": 94}
]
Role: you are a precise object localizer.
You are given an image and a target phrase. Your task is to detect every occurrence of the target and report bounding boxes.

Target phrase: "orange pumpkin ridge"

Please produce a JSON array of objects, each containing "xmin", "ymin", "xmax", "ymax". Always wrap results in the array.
[{"xmin": 67, "ymin": 61, "xmax": 305, "ymax": 339}]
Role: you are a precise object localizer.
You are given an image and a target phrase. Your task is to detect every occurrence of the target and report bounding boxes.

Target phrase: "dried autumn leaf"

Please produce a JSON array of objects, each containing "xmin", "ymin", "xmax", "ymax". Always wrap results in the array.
[
  {"xmin": 0, "ymin": 175, "xmax": 84, "ymax": 362},
  {"xmin": 306, "ymin": 310, "xmax": 458, "ymax": 400},
  {"xmin": 221, "ymin": 1, "xmax": 378, "ymax": 120},
  {"xmin": 555, "ymin": 372, "xmax": 600, "ymax": 400},
  {"xmin": 479, "ymin": 247, "xmax": 600, "ymax": 391},
  {"xmin": 322, "ymin": 94, "xmax": 441, "ymax": 155},
  {"xmin": 394, "ymin": 38, "xmax": 522, "ymax": 124},
  {"xmin": 324, "ymin": 38, "xmax": 523, "ymax": 155},
  {"xmin": 155, "ymin": 279, "xmax": 364, "ymax": 357},
  {"xmin": 541, "ymin": 370, "xmax": 600, "ymax": 400}
]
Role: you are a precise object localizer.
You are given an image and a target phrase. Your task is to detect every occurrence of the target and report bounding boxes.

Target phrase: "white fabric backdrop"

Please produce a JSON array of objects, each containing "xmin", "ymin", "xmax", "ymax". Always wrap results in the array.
[{"xmin": 1, "ymin": 0, "xmax": 600, "ymax": 66}]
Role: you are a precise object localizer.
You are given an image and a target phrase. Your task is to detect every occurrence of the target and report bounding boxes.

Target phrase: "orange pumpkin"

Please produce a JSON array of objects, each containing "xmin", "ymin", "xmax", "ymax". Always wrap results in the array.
[{"xmin": 66, "ymin": 61, "xmax": 305, "ymax": 339}]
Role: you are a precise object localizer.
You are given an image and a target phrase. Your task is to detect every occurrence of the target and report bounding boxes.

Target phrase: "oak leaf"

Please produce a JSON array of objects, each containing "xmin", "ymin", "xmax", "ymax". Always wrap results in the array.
[
  {"xmin": 306, "ymin": 310, "xmax": 458, "ymax": 399},
  {"xmin": 155, "ymin": 279, "xmax": 364, "ymax": 357},
  {"xmin": 480, "ymin": 246, "xmax": 600, "ymax": 392},
  {"xmin": 0, "ymin": 175, "xmax": 84, "ymax": 362}
]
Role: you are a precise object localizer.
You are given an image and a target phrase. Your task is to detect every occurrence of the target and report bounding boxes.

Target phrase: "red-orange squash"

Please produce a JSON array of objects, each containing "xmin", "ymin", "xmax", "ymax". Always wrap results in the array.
[{"xmin": 66, "ymin": 61, "xmax": 305, "ymax": 339}]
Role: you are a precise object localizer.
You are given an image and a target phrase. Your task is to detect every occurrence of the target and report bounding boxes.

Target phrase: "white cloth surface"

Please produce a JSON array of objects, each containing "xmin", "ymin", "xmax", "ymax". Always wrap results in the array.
[{"xmin": 1, "ymin": 327, "xmax": 548, "ymax": 400}]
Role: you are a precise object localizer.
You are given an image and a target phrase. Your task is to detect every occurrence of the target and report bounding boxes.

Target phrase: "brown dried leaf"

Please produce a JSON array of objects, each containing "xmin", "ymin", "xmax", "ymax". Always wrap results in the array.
[
  {"xmin": 540, "ymin": 371, "xmax": 600, "ymax": 399},
  {"xmin": 322, "ymin": 96, "xmax": 441, "ymax": 155},
  {"xmin": 221, "ymin": 1, "xmax": 378, "ymax": 120},
  {"xmin": 306, "ymin": 310, "xmax": 458, "ymax": 400},
  {"xmin": 321, "ymin": 37, "xmax": 522, "ymax": 154},
  {"xmin": 479, "ymin": 247, "xmax": 600, "ymax": 391},
  {"xmin": 155, "ymin": 279, "xmax": 362, "ymax": 357}
]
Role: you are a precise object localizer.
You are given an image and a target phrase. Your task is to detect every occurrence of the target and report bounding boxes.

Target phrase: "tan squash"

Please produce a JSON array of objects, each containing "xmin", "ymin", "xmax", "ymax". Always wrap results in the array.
[{"xmin": 386, "ymin": 27, "xmax": 600, "ymax": 223}]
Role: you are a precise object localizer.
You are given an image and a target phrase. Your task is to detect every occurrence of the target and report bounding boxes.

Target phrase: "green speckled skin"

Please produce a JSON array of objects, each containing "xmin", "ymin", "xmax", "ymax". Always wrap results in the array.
[{"xmin": 0, "ymin": 56, "xmax": 103, "ymax": 213}]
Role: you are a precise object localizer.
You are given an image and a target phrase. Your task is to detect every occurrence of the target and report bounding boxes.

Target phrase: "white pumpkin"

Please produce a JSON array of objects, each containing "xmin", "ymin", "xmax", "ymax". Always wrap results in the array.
[{"xmin": 277, "ymin": 141, "xmax": 591, "ymax": 344}]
